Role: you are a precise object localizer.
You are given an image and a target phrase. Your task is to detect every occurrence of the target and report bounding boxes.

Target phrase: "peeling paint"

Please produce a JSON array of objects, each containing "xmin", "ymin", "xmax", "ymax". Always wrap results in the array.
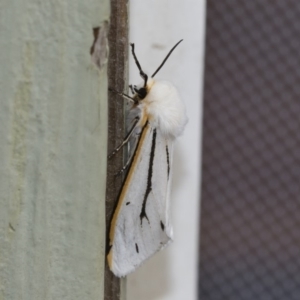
[{"xmin": 91, "ymin": 21, "xmax": 109, "ymax": 70}]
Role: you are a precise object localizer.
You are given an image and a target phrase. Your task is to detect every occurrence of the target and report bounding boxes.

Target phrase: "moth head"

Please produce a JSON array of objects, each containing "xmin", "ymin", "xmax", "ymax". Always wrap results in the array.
[
  {"xmin": 130, "ymin": 40, "xmax": 183, "ymax": 101},
  {"xmin": 135, "ymin": 86, "xmax": 147, "ymax": 100},
  {"xmin": 133, "ymin": 78, "xmax": 155, "ymax": 100}
]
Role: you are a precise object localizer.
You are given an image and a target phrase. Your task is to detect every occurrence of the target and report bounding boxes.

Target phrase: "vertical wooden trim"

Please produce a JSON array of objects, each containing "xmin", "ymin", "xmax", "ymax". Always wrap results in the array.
[{"xmin": 105, "ymin": 0, "xmax": 129, "ymax": 299}]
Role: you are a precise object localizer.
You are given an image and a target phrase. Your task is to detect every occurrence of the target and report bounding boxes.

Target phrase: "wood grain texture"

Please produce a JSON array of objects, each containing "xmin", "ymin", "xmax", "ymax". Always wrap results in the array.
[
  {"xmin": 105, "ymin": 0, "xmax": 129, "ymax": 299},
  {"xmin": 0, "ymin": 1, "xmax": 109, "ymax": 299}
]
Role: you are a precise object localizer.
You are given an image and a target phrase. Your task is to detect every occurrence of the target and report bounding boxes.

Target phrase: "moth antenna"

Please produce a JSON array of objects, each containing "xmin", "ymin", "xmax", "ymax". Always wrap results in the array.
[
  {"xmin": 130, "ymin": 43, "xmax": 148, "ymax": 87},
  {"xmin": 151, "ymin": 39, "xmax": 183, "ymax": 78}
]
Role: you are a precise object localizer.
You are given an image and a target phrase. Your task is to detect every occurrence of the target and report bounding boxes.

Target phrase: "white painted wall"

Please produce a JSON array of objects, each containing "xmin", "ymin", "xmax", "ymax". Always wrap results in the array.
[{"xmin": 127, "ymin": 1, "xmax": 206, "ymax": 299}]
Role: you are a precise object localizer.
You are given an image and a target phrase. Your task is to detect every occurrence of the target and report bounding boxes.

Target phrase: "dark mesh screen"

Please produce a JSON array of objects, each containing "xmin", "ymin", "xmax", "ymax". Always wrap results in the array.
[{"xmin": 199, "ymin": 1, "xmax": 300, "ymax": 299}]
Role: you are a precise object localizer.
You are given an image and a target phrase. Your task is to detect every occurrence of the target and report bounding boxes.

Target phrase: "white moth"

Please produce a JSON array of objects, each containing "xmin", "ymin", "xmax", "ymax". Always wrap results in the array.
[{"xmin": 107, "ymin": 40, "xmax": 187, "ymax": 277}]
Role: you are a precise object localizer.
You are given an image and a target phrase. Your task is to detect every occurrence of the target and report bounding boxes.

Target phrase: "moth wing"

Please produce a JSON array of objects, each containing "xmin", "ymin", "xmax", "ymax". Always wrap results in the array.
[{"xmin": 108, "ymin": 123, "xmax": 173, "ymax": 277}]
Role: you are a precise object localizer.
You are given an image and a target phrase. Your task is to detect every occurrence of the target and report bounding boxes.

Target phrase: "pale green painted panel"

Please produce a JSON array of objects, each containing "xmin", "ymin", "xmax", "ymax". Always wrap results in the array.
[{"xmin": 0, "ymin": 1, "xmax": 109, "ymax": 299}]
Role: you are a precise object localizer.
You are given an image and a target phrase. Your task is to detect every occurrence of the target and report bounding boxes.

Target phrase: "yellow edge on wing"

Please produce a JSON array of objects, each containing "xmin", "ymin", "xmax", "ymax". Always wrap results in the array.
[{"xmin": 107, "ymin": 114, "xmax": 149, "ymax": 268}]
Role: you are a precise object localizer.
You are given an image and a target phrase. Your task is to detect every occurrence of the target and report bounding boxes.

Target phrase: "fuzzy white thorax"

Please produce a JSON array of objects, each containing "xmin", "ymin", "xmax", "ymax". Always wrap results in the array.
[{"xmin": 137, "ymin": 78, "xmax": 188, "ymax": 139}]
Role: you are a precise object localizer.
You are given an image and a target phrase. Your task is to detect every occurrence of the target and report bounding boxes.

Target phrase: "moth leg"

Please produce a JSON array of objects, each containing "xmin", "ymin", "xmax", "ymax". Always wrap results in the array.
[
  {"xmin": 108, "ymin": 117, "xmax": 140, "ymax": 159},
  {"xmin": 129, "ymin": 85, "xmax": 135, "ymax": 94},
  {"xmin": 114, "ymin": 143, "xmax": 136, "ymax": 176},
  {"xmin": 108, "ymin": 87, "xmax": 137, "ymax": 104},
  {"xmin": 115, "ymin": 130, "xmax": 140, "ymax": 176}
]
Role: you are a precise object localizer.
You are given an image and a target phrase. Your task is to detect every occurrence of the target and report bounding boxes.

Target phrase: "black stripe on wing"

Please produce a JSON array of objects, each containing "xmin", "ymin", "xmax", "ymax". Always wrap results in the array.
[
  {"xmin": 140, "ymin": 128, "xmax": 157, "ymax": 225},
  {"xmin": 166, "ymin": 145, "xmax": 170, "ymax": 179}
]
